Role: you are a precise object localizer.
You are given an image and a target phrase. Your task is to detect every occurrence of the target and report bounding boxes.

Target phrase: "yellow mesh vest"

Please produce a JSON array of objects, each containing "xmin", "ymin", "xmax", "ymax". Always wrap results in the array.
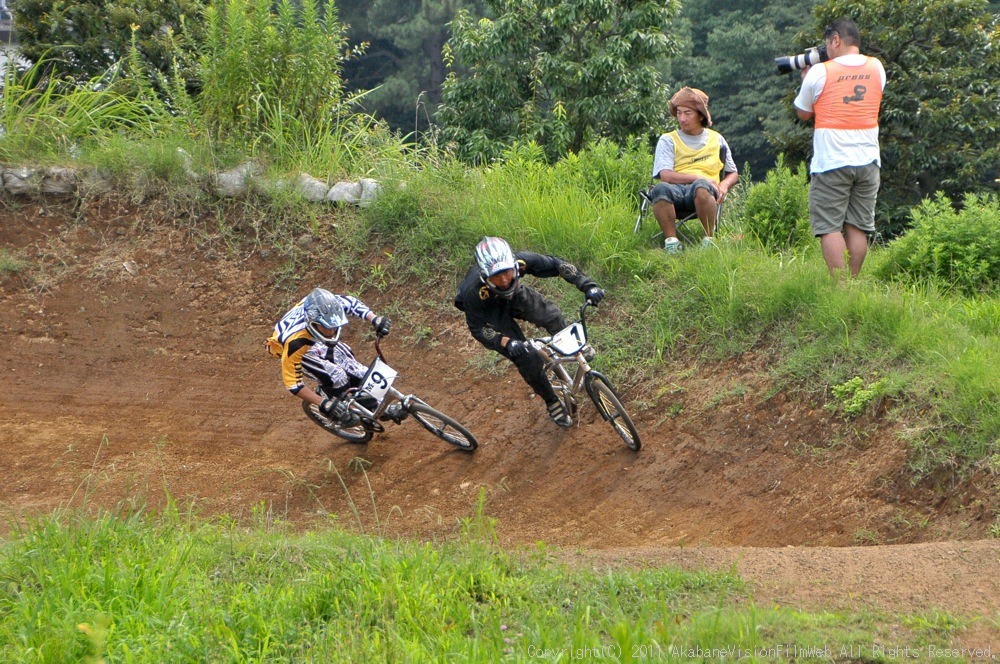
[{"xmin": 668, "ymin": 130, "xmax": 722, "ymax": 183}]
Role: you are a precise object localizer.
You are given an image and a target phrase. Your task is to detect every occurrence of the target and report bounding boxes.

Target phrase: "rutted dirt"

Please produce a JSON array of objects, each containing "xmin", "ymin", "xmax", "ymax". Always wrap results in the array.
[{"xmin": 1, "ymin": 197, "xmax": 997, "ymax": 639}]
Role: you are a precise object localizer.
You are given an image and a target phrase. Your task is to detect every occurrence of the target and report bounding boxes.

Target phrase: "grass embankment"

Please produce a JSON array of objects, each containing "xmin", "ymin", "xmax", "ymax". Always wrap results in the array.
[
  {"xmin": 0, "ymin": 503, "xmax": 979, "ymax": 661},
  {"xmin": 360, "ymin": 154, "xmax": 998, "ymax": 479}
]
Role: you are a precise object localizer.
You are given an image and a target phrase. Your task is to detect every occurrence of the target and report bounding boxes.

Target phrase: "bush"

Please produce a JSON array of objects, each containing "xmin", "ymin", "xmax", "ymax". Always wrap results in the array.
[
  {"xmin": 876, "ymin": 193, "xmax": 1000, "ymax": 296},
  {"xmin": 743, "ymin": 156, "xmax": 811, "ymax": 251},
  {"xmin": 199, "ymin": 0, "xmax": 350, "ymax": 144},
  {"xmin": 551, "ymin": 138, "xmax": 652, "ymax": 202},
  {"xmin": 12, "ymin": 0, "xmax": 204, "ymax": 85}
]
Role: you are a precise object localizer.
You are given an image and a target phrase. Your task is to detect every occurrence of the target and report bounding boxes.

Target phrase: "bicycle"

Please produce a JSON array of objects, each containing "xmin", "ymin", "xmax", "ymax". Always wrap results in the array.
[
  {"xmin": 301, "ymin": 336, "xmax": 479, "ymax": 452},
  {"xmin": 528, "ymin": 300, "xmax": 641, "ymax": 451}
]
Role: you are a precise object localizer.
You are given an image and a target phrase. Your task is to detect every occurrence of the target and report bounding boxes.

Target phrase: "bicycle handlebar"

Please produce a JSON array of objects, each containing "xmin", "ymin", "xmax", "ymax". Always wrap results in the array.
[
  {"xmin": 579, "ymin": 298, "xmax": 595, "ymax": 339},
  {"xmin": 374, "ymin": 333, "xmax": 388, "ymax": 363}
]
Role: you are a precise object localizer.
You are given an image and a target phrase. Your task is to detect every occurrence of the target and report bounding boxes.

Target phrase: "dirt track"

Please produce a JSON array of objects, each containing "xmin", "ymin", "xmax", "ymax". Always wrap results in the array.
[{"xmin": 1, "ymin": 198, "xmax": 997, "ymax": 639}]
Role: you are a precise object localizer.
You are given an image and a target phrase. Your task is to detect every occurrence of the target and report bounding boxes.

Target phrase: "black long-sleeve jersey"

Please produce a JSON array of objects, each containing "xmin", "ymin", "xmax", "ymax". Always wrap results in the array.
[{"xmin": 453, "ymin": 251, "xmax": 596, "ymax": 352}]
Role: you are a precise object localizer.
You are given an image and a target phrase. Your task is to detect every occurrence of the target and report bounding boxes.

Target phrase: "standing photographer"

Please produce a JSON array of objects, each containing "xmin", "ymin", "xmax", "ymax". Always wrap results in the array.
[{"xmin": 794, "ymin": 17, "xmax": 886, "ymax": 277}]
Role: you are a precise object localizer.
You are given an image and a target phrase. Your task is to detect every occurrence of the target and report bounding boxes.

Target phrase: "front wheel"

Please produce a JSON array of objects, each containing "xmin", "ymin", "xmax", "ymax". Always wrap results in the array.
[
  {"xmin": 302, "ymin": 400, "xmax": 374, "ymax": 444},
  {"xmin": 407, "ymin": 401, "xmax": 478, "ymax": 452},
  {"xmin": 584, "ymin": 372, "xmax": 641, "ymax": 451}
]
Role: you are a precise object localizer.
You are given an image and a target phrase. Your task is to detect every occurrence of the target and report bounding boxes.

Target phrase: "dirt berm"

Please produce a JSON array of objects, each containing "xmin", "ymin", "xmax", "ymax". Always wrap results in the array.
[{"xmin": 1, "ymin": 197, "xmax": 997, "ymax": 637}]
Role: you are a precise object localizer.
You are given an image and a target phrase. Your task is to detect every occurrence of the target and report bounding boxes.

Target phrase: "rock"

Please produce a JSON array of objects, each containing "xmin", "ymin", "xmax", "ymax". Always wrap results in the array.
[
  {"xmin": 213, "ymin": 162, "xmax": 260, "ymax": 197},
  {"xmin": 40, "ymin": 167, "xmax": 78, "ymax": 196},
  {"xmin": 326, "ymin": 180, "xmax": 362, "ymax": 205},
  {"xmin": 296, "ymin": 173, "xmax": 330, "ymax": 202},
  {"xmin": 78, "ymin": 170, "xmax": 113, "ymax": 196},
  {"xmin": 2, "ymin": 167, "xmax": 39, "ymax": 196},
  {"xmin": 358, "ymin": 178, "xmax": 382, "ymax": 207}
]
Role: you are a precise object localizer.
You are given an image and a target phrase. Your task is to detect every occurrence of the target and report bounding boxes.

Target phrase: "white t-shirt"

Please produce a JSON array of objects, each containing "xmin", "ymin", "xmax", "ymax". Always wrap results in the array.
[{"xmin": 794, "ymin": 54, "xmax": 886, "ymax": 174}]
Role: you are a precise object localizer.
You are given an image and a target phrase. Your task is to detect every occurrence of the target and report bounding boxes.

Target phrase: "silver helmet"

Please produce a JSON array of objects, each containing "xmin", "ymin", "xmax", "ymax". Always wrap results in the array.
[
  {"xmin": 475, "ymin": 236, "xmax": 519, "ymax": 298},
  {"xmin": 303, "ymin": 288, "xmax": 348, "ymax": 345}
]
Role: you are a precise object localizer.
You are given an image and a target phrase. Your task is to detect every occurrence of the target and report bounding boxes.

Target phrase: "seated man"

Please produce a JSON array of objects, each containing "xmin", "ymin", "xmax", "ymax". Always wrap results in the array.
[{"xmin": 650, "ymin": 86, "xmax": 739, "ymax": 253}]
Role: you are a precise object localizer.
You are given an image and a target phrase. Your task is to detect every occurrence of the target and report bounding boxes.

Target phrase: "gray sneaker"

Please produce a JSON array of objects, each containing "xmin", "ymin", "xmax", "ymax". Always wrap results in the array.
[
  {"xmin": 663, "ymin": 237, "xmax": 682, "ymax": 254},
  {"xmin": 379, "ymin": 402, "xmax": 408, "ymax": 424}
]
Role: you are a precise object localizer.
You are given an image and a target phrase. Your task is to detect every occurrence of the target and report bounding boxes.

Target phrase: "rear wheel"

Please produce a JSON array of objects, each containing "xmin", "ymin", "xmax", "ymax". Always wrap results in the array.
[
  {"xmin": 584, "ymin": 372, "xmax": 641, "ymax": 451},
  {"xmin": 302, "ymin": 400, "xmax": 374, "ymax": 444},
  {"xmin": 407, "ymin": 401, "xmax": 478, "ymax": 452}
]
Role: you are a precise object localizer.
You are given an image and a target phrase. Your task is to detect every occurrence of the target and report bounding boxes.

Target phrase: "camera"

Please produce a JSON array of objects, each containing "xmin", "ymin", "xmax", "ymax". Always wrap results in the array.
[{"xmin": 775, "ymin": 45, "xmax": 828, "ymax": 74}]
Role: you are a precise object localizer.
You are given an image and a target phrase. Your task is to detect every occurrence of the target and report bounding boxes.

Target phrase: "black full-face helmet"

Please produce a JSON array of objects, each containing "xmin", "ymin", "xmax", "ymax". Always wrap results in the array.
[
  {"xmin": 303, "ymin": 288, "xmax": 348, "ymax": 345},
  {"xmin": 475, "ymin": 236, "xmax": 519, "ymax": 299}
]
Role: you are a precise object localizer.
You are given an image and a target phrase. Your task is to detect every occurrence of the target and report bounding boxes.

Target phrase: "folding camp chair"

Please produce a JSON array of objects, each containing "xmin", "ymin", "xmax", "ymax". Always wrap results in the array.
[{"xmin": 634, "ymin": 186, "xmax": 723, "ymax": 245}]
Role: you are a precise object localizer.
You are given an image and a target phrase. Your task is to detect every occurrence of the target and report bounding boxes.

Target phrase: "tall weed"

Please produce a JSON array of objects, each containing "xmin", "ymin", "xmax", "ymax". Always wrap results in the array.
[
  {"xmin": 198, "ymin": 0, "xmax": 349, "ymax": 146},
  {"xmin": 876, "ymin": 193, "xmax": 1000, "ymax": 296},
  {"xmin": 744, "ymin": 156, "xmax": 811, "ymax": 251},
  {"xmin": 0, "ymin": 58, "xmax": 167, "ymax": 163}
]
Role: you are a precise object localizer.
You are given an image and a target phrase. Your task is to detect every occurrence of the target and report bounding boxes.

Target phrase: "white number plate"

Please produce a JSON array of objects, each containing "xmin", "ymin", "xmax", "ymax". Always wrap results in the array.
[
  {"xmin": 361, "ymin": 357, "xmax": 398, "ymax": 402},
  {"xmin": 550, "ymin": 322, "xmax": 587, "ymax": 356}
]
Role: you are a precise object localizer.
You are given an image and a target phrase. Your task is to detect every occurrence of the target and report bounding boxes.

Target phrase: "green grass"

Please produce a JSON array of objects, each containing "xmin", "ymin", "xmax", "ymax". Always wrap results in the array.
[
  {"xmin": 0, "ymin": 503, "xmax": 982, "ymax": 661},
  {"xmin": 0, "ymin": 248, "xmax": 29, "ymax": 277}
]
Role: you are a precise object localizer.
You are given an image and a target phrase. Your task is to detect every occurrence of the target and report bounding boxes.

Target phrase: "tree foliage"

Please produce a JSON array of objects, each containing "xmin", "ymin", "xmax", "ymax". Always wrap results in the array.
[
  {"xmin": 338, "ymin": 0, "xmax": 488, "ymax": 136},
  {"xmin": 789, "ymin": 0, "xmax": 1000, "ymax": 230},
  {"xmin": 437, "ymin": 0, "xmax": 683, "ymax": 164},
  {"xmin": 665, "ymin": 0, "xmax": 818, "ymax": 178},
  {"xmin": 12, "ymin": 0, "xmax": 204, "ymax": 83}
]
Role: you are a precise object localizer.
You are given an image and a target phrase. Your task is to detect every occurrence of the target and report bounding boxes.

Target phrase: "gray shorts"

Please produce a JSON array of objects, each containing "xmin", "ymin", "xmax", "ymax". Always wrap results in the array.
[
  {"xmin": 650, "ymin": 178, "xmax": 718, "ymax": 213},
  {"xmin": 809, "ymin": 163, "xmax": 879, "ymax": 236}
]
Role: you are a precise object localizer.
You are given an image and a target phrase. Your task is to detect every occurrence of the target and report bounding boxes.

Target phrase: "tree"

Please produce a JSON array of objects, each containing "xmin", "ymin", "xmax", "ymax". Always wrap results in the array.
[
  {"xmin": 338, "ymin": 0, "xmax": 489, "ymax": 136},
  {"xmin": 787, "ymin": 0, "xmax": 1000, "ymax": 230},
  {"xmin": 12, "ymin": 0, "xmax": 204, "ymax": 83},
  {"xmin": 437, "ymin": 0, "xmax": 683, "ymax": 163},
  {"xmin": 664, "ymin": 0, "xmax": 818, "ymax": 178}
]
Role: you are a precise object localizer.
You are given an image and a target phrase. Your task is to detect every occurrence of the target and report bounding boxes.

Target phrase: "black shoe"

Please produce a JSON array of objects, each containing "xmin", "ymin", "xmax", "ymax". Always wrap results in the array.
[
  {"xmin": 546, "ymin": 401, "xmax": 572, "ymax": 428},
  {"xmin": 378, "ymin": 402, "xmax": 408, "ymax": 424}
]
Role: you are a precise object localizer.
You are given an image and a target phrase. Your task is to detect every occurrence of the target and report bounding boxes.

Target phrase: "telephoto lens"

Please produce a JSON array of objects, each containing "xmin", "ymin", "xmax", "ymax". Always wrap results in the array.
[{"xmin": 774, "ymin": 45, "xmax": 829, "ymax": 74}]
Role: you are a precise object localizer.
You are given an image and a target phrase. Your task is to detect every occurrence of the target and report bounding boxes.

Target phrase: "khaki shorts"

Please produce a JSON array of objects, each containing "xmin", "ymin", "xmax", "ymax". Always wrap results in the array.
[{"xmin": 809, "ymin": 163, "xmax": 879, "ymax": 236}]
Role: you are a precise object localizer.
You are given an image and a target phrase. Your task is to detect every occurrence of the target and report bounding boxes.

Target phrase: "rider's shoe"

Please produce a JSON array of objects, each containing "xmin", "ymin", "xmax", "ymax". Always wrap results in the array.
[
  {"xmin": 546, "ymin": 400, "xmax": 573, "ymax": 428},
  {"xmin": 338, "ymin": 411, "xmax": 361, "ymax": 427},
  {"xmin": 323, "ymin": 400, "xmax": 360, "ymax": 427},
  {"xmin": 379, "ymin": 402, "xmax": 408, "ymax": 424}
]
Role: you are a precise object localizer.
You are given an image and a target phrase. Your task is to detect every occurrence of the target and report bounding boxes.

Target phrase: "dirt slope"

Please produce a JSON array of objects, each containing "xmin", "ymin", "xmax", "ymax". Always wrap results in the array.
[{"xmin": 1, "ymin": 197, "xmax": 998, "ymax": 635}]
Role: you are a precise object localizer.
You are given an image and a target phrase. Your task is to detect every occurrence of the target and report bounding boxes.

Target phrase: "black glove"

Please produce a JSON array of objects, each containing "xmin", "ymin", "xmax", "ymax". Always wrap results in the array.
[
  {"xmin": 585, "ymin": 286, "xmax": 605, "ymax": 306},
  {"xmin": 319, "ymin": 397, "xmax": 349, "ymax": 421},
  {"xmin": 371, "ymin": 315, "xmax": 391, "ymax": 337},
  {"xmin": 506, "ymin": 339, "xmax": 529, "ymax": 358}
]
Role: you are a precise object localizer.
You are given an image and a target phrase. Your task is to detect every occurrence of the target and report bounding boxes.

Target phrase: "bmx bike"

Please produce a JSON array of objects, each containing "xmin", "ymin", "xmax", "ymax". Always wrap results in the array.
[
  {"xmin": 301, "ymin": 336, "xmax": 479, "ymax": 452},
  {"xmin": 529, "ymin": 300, "xmax": 641, "ymax": 451}
]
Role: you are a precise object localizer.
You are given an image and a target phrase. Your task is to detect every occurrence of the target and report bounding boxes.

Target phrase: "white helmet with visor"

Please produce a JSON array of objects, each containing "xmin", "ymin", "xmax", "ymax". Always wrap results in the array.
[
  {"xmin": 303, "ymin": 288, "xmax": 348, "ymax": 345},
  {"xmin": 475, "ymin": 237, "xmax": 519, "ymax": 299}
]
